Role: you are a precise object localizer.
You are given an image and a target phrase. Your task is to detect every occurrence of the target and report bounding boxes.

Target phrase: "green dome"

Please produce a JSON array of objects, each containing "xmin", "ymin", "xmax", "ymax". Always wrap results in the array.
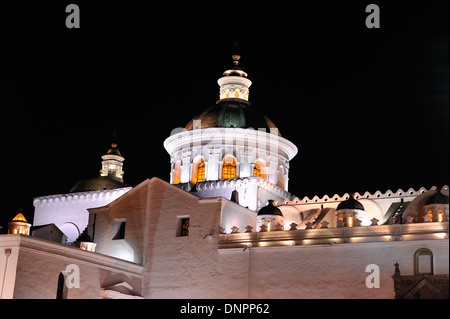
[
  {"xmin": 70, "ymin": 176, "xmax": 128, "ymax": 193},
  {"xmin": 185, "ymin": 99, "xmax": 281, "ymax": 136}
]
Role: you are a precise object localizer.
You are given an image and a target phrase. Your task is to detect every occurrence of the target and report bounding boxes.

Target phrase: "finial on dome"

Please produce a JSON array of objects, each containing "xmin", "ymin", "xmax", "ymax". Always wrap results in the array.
[{"xmin": 232, "ymin": 54, "xmax": 241, "ymax": 66}]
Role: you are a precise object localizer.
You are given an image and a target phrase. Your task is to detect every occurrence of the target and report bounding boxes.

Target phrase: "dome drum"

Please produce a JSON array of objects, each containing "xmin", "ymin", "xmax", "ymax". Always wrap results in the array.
[
  {"xmin": 218, "ymin": 76, "xmax": 252, "ymax": 101},
  {"xmin": 164, "ymin": 127, "xmax": 296, "ymax": 191}
]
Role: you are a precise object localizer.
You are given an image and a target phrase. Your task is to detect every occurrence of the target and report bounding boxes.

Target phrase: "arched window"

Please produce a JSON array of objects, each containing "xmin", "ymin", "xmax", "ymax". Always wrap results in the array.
[
  {"xmin": 437, "ymin": 210, "xmax": 444, "ymax": 222},
  {"xmin": 222, "ymin": 155, "xmax": 237, "ymax": 180},
  {"xmin": 172, "ymin": 161, "xmax": 181, "ymax": 185},
  {"xmin": 414, "ymin": 248, "xmax": 434, "ymax": 275},
  {"xmin": 253, "ymin": 159, "xmax": 267, "ymax": 180},
  {"xmin": 191, "ymin": 157, "xmax": 205, "ymax": 185},
  {"xmin": 428, "ymin": 209, "xmax": 433, "ymax": 222},
  {"xmin": 346, "ymin": 214, "xmax": 354, "ymax": 227},
  {"xmin": 234, "ymin": 89, "xmax": 240, "ymax": 98}
]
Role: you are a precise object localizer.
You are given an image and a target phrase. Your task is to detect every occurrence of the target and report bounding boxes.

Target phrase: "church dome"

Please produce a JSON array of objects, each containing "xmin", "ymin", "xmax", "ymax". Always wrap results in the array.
[
  {"xmin": 336, "ymin": 195, "xmax": 365, "ymax": 211},
  {"xmin": 70, "ymin": 176, "xmax": 128, "ymax": 193},
  {"xmin": 257, "ymin": 200, "xmax": 284, "ymax": 216},
  {"xmin": 185, "ymin": 98, "xmax": 281, "ymax": 136},
  {"xmin": 425, "ymin": 188, "xmax": 449, "ymax": 205}
]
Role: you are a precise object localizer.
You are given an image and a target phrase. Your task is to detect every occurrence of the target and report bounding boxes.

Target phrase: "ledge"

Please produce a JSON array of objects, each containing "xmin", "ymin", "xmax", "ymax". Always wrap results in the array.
[
  {"xmin": 33, "ymin": 187, "xmax": 132, "ymax": 206},
  {"xmin": 218, "ymin": 222, "xmax": 449, "ymax": 249},
  {"xmin": 0, "ymin": 234, "xmax": 143, "ymax": 275}
]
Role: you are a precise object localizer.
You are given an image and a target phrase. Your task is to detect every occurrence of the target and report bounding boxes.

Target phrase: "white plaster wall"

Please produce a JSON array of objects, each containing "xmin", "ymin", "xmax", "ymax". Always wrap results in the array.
[
  {"xmin": 0, "ymin": 236, "xmax": 19, "ymax": 299},
  {"xmin": 138, "ymin": 179, "xmax": 448, "ymax": 299},
  {"xmin": 194, "ymin": 179, "xmax": 259, "ymax": 211},
  {"xmin": 223, "ymin": 239, "xmax": 449, "ymax": 299},
  {"xmin": 33, "ymin": 188, "xmax": 131, "ymax": 242},
  {"xmin": 89, "ymin": 182, "xmax": 148, "ymax": 265},
  {"xmin": 0, "ymin": 235, "xmax": 142, "ymax": 299},
  {"xmin": 140, "ymin": 179, "xmax": 251, "ymax": 298},
  {"xmin": 221, "ymin": 201, "xmax": 257, "ymax": 234}
]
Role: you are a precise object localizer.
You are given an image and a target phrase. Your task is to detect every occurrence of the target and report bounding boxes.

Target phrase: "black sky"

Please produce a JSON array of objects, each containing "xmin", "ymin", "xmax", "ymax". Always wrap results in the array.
[{"xmin": 0, "ymin": 1, "xmax": 448, "ymax": 231}]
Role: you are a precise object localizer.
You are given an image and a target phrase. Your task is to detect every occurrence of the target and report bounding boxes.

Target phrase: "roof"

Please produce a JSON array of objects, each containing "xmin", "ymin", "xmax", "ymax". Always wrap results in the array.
[
  {"xmin": 70, "ymin": 176, "xmax": 129, "ymax": 193},
  {"xmin": 222, "ymin": 54, "xmax": 248, "ymax": 77},
  {"xmin": 12, "ymin": 212, "xmax": 28, "ymax": 222},
  {"xmin": 185, "ymin": 99, "xmax": 281, "ymax": 136},
  {"xmin": 257, "ymin": 200, "xmax": 284, "ymax": 217},
  {"xmin": 336, "ymin": 195, "xmax": 365, "ymax": 211}
]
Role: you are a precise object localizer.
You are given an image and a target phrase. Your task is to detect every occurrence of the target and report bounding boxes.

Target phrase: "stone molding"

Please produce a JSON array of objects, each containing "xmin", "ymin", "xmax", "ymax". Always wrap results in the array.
[
  {"xmin": 275, "ymin": 185, "xmax": 449, "ymax": 206},
  {"xmin": 164, "ymin": 127, "xmax": 298, "ymax": 161},
  {"xmin": 33, "ymin": 187, "xmax": 132, "ymax": 206},
  {"xmin": 0, "ymin": 234, "xmax": 143, "ymax": 274}
]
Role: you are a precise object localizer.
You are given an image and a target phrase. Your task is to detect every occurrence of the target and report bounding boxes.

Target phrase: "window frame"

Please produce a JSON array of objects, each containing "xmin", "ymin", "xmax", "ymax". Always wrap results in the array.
[{"xmin": 414, "ymin": 248, "xmax": 434, "ymax": 275}]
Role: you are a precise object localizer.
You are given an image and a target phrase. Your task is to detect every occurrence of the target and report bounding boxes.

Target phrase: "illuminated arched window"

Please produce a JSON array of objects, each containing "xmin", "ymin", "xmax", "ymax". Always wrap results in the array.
[
  {"xmin": 347, "ymin": 214, "xmax": 354, "ymax": 228},
  {"xmin": 253, "ymin": 159, "xmax": 267, "ymax": 180},
  {"xmin": 427, "ymin": 209, "xmax": 433, "ymax": 222},
  {"xmin": 437, "ymin": 210, "xmax": 444, "ymax": 222},
  {"xmin": 172, "ymin": 161, "xmax": 181, "ymax": 185},
  {"xmin": 254, "ymin": 164, "xmax": 261, "ymax": 177},
  {"xmin": 234, "ymin": 89, "xmax": 240, "ymax": 98},
  {"xmin": 222, "ymin": 155, "xmax": 237, "ymax": 180},
  {"xmin": 225, "ymin": 89, "xmax": 230, "ymax": 98},
  {"xmin": 191, "ymin": 157, "xmax": 205, "ymax": 185}
]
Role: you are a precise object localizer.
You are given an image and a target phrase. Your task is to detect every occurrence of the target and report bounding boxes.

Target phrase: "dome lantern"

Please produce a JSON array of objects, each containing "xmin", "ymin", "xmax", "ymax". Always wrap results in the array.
[
  {"xmin": 100, "ymin": 142, "xmax": 125, "ymax": 181},
  {"xmin": 218, "ymin": 54, "xmax": 252, "ymax": 101},
  {"xmin": 70, "ymin": 140, "xmax": 128, "ymax": 193}
]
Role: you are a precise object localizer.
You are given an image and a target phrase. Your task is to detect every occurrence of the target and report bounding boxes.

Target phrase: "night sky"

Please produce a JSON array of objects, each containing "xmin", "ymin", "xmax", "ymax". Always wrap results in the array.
[{"xmin": 1, "ymin": 1, "xmax": 448, "ymax": 231}]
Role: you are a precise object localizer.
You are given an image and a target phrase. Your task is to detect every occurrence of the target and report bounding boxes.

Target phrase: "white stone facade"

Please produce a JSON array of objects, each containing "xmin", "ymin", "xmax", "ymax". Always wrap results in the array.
[{"xmin": 1, "ymin": 178, "xmax": 448, "ymax": 299}]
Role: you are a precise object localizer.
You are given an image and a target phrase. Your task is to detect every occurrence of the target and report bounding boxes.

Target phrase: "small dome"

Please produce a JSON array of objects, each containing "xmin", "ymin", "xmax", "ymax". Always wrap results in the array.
[
  {"xmin": 185, "ymin": 99, "xmax": 281, "ymax": 136},
  {"xmin": 70, "ymin": 176, "xmax": 128, "ymax": 193},
  {"xmin": 12, "ymin": 212, "xmax": 28, "ymax": 222},
  {"xmin": 257, "ymin": 200, "xmax": 284, "ymax": 217},
  {"xmin": 336, "ymin": 195, "xmax": 365, "ymax": 211},
  {"xmin": 425, "ymin": 188, "xmax": 449, "ymax": 205}
]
